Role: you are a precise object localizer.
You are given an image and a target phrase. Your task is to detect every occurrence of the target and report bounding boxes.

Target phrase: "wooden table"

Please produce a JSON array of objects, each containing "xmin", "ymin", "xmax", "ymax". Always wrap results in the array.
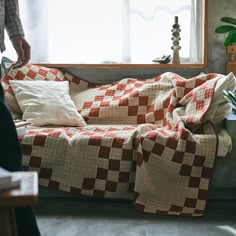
[{"xmin": 0, "ymin": 172, "xmax": 38, "ymax": 236}]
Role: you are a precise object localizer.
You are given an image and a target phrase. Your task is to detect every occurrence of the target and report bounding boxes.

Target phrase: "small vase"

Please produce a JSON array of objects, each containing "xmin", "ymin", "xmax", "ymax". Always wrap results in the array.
[{"xmin": 172, "ymin": 48, "xmax": 180, "ymax": 64}]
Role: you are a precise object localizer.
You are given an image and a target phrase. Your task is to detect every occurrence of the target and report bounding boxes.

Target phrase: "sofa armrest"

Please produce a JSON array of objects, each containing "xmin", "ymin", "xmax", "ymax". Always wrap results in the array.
[{"xmin": 224, "ymin": 114, "xmax": 236, "ymax": 147}]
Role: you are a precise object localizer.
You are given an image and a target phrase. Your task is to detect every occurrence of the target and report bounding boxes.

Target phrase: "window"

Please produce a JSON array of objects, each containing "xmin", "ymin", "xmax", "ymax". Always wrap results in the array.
[{"xmin": 3, "ymin": 0, "xmax": 206, "ymax": 66}]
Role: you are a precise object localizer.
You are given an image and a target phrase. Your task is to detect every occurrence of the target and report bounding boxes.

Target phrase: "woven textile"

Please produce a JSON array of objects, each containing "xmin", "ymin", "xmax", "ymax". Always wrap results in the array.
[
  {"xmin": 3, "ymin": 66, "xmax": 225, "ymax": 216},
  {"xmin": 63, "ymin": 72, "xmax": 220, "ymax": 216}
]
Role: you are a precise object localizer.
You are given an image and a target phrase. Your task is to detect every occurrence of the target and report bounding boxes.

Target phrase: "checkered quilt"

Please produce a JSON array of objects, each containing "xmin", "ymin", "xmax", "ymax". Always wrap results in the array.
[{"xmin": 2, "ymin": 65, "xmax": 227, "ymax": 216}]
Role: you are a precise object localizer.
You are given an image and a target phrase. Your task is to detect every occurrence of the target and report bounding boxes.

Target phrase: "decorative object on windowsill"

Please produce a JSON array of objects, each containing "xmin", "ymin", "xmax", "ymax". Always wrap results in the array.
[
  {"xmin": 223, "ymin": 89, "xmax": 236, "ymax": 114},
  {"xmin": 171, "ymin": 16, "xmax": 181, "ymax": 64},
  {"xmin": 215, "ymin": 17, "xmax": 236, "ymax": 75},
  {"xmin": 152, "ymin": 55, "xmax": 171, "ymax": 64}
]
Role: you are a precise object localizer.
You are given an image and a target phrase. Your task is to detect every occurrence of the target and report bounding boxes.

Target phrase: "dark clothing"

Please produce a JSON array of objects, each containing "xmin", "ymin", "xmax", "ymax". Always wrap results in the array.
[
  {"xmin": 0, "ymin": 83, "xmax": 41, "ymax": 236},
  {"xmin": 0, "ymin": 84, "xmax": 22, "ymax": 171},
  {"xmin": 15, "ymin": 206, "xmax": 41, "ymax": 236}
]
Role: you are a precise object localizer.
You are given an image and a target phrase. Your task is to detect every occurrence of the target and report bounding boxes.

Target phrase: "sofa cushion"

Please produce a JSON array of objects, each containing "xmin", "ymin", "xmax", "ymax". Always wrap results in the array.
[
  {"xmin": 9, "ymin": 80, "xmax": 86, "ymax": 127},
  {"xmin": 1, "ymin": 64, "xmax": 66, "ymax": 118}
]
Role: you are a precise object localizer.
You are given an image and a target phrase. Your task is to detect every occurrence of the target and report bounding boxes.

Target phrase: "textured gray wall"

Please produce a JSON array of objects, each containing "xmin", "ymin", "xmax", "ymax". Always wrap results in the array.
[
  {"xmin": 207, "ymin": 0, "xmax": 236, "ymax": 74},
  {"xmin": 62, "ymin": 0, "xmax": 235, "ymax": 84}
]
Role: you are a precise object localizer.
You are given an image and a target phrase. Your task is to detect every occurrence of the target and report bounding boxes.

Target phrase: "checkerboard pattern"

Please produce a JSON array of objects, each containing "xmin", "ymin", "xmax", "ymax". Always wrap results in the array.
[
  {"xmin": 22, "ymin": 125, "xmax": 137, "ymax": 199},
  {"xmin": 4, "ymin": 65, "xmax": 226, "ymax": 216},
  {"xmin": 69, "ymin": 74, "xmax": 170, "ymax": 125},
  {"xmin": 69, "ymin": 72, "xmax": 223, "ymax": 128},
  {"xmin": 134, "ymin": 122, "xmax": 217, "ymax": 216}
]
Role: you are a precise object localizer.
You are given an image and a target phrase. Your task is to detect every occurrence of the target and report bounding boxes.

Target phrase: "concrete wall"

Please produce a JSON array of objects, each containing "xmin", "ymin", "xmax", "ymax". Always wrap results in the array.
[
  {"xmin": 62, "ymin": 0, "xmax": 235, "ymax": 84},
  {"xmin": 207, "ymin": 0, "xmax": 236, "ymax": 74}
]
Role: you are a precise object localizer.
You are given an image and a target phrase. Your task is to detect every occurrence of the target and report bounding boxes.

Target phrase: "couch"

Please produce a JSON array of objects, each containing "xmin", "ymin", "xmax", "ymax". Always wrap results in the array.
[{"xmin": 1, "ymin": 64, "xmax": 236, "ymax": 217}]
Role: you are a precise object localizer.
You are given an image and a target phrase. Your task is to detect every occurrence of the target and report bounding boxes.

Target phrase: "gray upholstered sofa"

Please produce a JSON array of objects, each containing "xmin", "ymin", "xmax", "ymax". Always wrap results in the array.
[
  {"xmin": 209, "ymin": 114, "xmax": 236, "ymax": 200},
  {"xmin": 33, "ymin": 67, "xmax": 236, "ymax": 202},
  {"xmin": 1, "ymin": 62, "xmax": 236, "ymax": 216}
]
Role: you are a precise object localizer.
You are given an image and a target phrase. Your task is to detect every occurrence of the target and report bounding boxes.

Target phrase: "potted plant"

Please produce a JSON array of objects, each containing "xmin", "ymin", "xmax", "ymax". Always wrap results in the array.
[
  {"xmin": 215, "ymin": 17, "xmax": 236, "ymax": 47},
  {"xmin": 215, "ymin": 17, "xmax": 236, "ymax": 76},
  {"xmin": 223, "ymin": 90, "xmax": 236, "ymax": 114},
  {"xmin": 216, "ymin": 17, "xmax": 236, "ymax": 112}
]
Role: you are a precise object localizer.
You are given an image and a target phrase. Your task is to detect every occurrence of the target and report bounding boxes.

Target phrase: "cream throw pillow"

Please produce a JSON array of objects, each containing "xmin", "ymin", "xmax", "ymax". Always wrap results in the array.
[{"xmin": 9, "ymin": 80, "xmax": 87, "ymax": 127}]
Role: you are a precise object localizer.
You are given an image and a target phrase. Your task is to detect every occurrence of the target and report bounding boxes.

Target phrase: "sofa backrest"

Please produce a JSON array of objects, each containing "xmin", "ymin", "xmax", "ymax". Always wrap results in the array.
[{"xmin": 1, "ymin": 63, "xmax": 236, "ymax": 129}]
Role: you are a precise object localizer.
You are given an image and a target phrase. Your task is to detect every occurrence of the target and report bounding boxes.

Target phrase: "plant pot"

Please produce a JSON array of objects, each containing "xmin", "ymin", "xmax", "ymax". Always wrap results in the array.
[{"xmin": 226, "ymin": 44, "xmax": 236, "ymax": 75}]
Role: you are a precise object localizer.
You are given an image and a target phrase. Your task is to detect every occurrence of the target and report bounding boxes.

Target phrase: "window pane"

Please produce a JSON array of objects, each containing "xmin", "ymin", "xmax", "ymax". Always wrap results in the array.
[
  {"xmin": 48, "ymin": 0, "xmax": 123, "ymax": 63},
  {"xmin": 129, "ymin": 0, "xmax": 191, "ymax": 63}
]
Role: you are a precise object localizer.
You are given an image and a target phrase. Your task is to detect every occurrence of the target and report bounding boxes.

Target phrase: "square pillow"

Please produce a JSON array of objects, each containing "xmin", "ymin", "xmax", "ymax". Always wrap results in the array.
[
  {"xmin": 9, "ymin": 80, "xmax": 87, "ymax": 127},
  {"xmin": 1, "ymin": 64, "xmax": 67, "ymax": 118}
]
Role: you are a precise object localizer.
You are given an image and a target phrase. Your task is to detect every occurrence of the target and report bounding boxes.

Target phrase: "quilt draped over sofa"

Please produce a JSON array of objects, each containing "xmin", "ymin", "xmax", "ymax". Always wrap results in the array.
[{"xmin": 2, "ymin": 65, "xmax": 235, "ymax": 216}]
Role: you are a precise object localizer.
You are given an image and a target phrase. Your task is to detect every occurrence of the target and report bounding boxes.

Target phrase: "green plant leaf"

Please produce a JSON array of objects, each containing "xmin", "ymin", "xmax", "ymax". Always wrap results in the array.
[
  {"xmin": 223, "ymin": 90, "xmax": 229, "ymax": 97},
  {"xmin": 228, "ymin": 91, "xmax": 236, "ymax": 102},
  {"xmin": 220, "ymin": 17, "xmax": 236, "ymax": 25},
  {"xmin": 223, "ymin": 90, "xmax": 236, "ymax": 107},
  {"xmin": 223, "ymin": 89, "xmax": 230, "ymax": 95},
  {"xmin": 224, "ymin": 30, "xmax": 236, "ymax": 46},
  {"xmin": 224, "ymin": 97, "xmax": 236, "ymax": 108},
  {"xmin": 215, "ymin": 25, "xmax": 236, "ymax": 34}
]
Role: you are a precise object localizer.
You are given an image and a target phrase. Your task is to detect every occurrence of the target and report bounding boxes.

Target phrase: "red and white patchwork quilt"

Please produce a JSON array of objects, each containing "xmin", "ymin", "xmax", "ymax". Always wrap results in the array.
[{"xmin": 3, "ymin": 65, "xmax": 233, "ymax": 216}]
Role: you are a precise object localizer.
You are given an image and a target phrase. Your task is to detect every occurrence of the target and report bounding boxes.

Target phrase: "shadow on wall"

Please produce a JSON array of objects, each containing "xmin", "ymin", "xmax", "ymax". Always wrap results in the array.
[{"xmin": 62, "ymin": 68, "xmax": 205, "ymax": 84}]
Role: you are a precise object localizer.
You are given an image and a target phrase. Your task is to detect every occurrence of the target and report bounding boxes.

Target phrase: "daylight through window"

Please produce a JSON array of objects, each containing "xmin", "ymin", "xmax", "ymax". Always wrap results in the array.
[{"xmin": 2, "ymin": 0, "xmax": 205, "ymax": 65}]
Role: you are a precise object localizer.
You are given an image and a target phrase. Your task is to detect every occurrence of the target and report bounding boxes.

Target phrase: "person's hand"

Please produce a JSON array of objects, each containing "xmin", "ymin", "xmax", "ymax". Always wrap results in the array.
[{"xmin": 11, "ymin": 35, "xmax": 31, "ymax": 69}]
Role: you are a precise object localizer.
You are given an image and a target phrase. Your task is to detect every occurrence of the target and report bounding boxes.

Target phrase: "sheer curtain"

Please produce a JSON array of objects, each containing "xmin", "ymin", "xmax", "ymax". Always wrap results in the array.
[
  {"xmin": 22, "ymin": 0, "xmax": 48, "ymax": 62},
  {"xmin": 127, "ymin": 0, "xmax": 192, "ymax": 63},
  {"xmin": 190, "ymin": 0, "xmax": 204, "ymax": 63},
  {"xmin": 2, "ymin": 0, "xmax": 48, "ymax": 62},
  {"xmin": 2, "ymin": 0, "xmax": 204, "ymax": 64}
]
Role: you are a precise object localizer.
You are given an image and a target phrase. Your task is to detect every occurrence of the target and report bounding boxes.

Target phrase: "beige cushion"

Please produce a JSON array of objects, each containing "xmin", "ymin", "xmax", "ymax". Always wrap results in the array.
[
  {"xmin": 1, "ymin": 64, "xmax": 67, "ymax": 119},
  {"xmin": 9, "ymin": 80, "xmax": 87, "ymax": 127}
]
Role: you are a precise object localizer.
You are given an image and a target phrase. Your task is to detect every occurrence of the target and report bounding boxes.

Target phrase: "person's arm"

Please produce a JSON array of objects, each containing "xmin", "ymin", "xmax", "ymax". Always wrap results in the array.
[
  {"xmin": 5, "ymin": 0, "xmax": 30, "ymax": 68},
  {"xmin": 5, "ymin": 0, "xmax": 24, "ymax": 38}
]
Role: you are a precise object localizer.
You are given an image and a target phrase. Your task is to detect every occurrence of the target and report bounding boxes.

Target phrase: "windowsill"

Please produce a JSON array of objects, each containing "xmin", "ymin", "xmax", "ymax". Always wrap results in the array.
[{"xmin": 35, "ymin": 63, "xmax": 207, "ymax": 69}]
